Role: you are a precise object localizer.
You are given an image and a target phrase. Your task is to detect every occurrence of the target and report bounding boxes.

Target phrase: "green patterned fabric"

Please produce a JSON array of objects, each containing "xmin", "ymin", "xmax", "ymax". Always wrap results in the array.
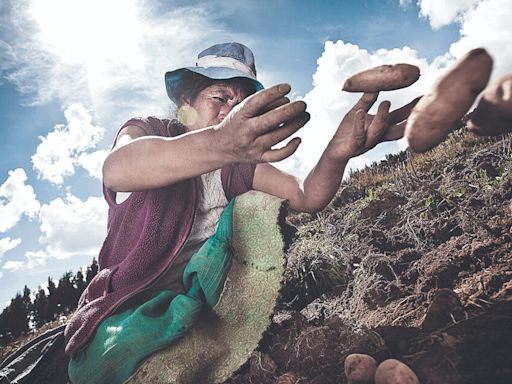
[
  {"xmin": 68, "ymin": 200, "xmax": 235, "ymax": 384},
  {"xmin": 69, "ymin": 191, "xmax": 288, "ymax": 384},
  {"xmin": 129, "ymin": 191, "xmax": 288, "ymax": 384}
]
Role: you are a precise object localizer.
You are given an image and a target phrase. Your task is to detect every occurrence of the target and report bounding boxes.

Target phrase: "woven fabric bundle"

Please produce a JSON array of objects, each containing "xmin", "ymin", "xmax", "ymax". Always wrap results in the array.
[{"xmin": 128, "ymin": 190, "xmax": 289, "ymax": 384}]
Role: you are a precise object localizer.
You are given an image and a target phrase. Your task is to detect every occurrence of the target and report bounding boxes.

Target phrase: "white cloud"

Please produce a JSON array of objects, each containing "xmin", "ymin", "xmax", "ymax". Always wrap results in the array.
[
  {"xmin": 0, "ymin": 237, "xmax": 22, "ymax": 258},
  {"xmin": 77, "ymin": 150, "xmax": 109, "ymax": 180},
  {"xmin": 9, "ymin": 193, "xmax": 107, "ymax": 269},
  {"xmin": 399, "ymin": 0, "xmax": 414, "ymax": 8},
  {"xmin": 448, "ymin": 0, "xmax": 512, "ymax": 81},
  {"xmin": 281, "ymin": 0, "xmax": 512, "ymax": 178},
  {"xmin": 0, "ymin": 39, "xmax": 17, "ymax": 71},
  {"xmin": 0, "ymin": 271, "xmax": 3, "ymax": 279},
  {"xmin": 24, "ymin": 250, "xmax": 48, "ymax": 269},
  {"xmin": 5, "ymin": 0, "xmax": 255, "ymax": 128},
  {"xmin": 277, "ymin": 40, "xmax": 447, "ymax": 178},
  {"xmin": 414, "ymin": 0, "xmax": 512, "ymax": 80},
  {"xmin": 3, "ymin": 260, "xmax": 24, "ymax": 271},
  {"xmin": 0, "ymin": 168, "xmax": 41, "ymax": 232},
  {"xmin": 31, "ymin": 104, "xmax": 105, "ymax": 185},
  {"xmin": 31, "ymin": 193, "xmax": 107, "ymax": 265},
  {"xmin": 418, "ymin": 0, "xmax": 480, "ymax": 29}
]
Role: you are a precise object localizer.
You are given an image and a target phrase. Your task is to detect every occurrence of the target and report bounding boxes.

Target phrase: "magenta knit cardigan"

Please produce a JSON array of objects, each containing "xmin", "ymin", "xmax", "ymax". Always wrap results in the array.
[{"xmin": 64, "ymin": 117, "xmax": 255, "ymax": 357}]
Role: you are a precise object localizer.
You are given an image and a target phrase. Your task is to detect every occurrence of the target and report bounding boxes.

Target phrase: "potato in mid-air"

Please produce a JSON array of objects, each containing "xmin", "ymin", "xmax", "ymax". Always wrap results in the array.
[
  {"xmin": 343, "ymin": 64, "xmax": 420, "ymax": 92},
  {"xmin": 468, "ymin": 74, "xmax": 512, "ymax": 135},
  {"xmin": 405, "ymin": 48, "xmax": 493, "ymax": 153}
]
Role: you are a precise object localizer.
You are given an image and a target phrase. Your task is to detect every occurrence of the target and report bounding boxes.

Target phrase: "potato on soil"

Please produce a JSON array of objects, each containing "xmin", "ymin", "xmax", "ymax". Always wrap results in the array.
[
  {"xmin": 275, "ymin": 372, "xmax": 301, "ymax": 384},
  {"xmin": 344, "ymin": 353, "xmax": 378, "ymax": 384},
  {"xmin": 405, "ymin": 48, "xmax": 493, "ymax": 153},
  {"xmin": 343, "ymin": 64, "xmax": 420, "ymax": 92},
  {"xmin": 374, "ymin": 359, "xmax": 420, "ymax": 384},
  {"xmin": 468, "ymin": 74, "xmax": 512, "ymax": 135}
]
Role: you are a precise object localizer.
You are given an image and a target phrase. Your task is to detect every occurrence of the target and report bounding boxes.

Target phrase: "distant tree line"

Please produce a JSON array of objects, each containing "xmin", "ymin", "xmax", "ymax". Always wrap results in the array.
[{"xmin": 0, "ymin": 258, "xmax": 98, "ymax": 346}]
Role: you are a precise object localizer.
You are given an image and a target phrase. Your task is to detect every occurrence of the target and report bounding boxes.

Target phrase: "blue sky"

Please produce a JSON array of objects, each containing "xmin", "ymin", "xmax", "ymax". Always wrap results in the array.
[{"xmin": 0, "ymin": 0, "xmax": 511, "ymax": 308}]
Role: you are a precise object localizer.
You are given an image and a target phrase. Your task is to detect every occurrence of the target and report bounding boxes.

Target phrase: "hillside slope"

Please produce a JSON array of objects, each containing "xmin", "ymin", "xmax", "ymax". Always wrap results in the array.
[
  {"xmin": 1, "ymin": 127, "xmax": 510, "ymax": 384},
  {"xmin": 228, "ymin": 127, "xmax": 512, "ymax": 384}
]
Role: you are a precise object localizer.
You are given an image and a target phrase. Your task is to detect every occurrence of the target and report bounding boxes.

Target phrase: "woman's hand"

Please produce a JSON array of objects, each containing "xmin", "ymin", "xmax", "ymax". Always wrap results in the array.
[
  {"xmin": 216, "ymin": 83, "xmax": 310, "ymax": 163},
  {"xmin": 326, "ymin": 93, "xmax": 420, "ymax": 162}
]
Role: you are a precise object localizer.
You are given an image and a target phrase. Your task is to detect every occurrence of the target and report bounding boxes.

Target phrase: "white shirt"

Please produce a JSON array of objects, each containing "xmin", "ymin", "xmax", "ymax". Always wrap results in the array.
[{"xmin": 185, "ymin": 168, "xmax": 229, "ymax": 247}]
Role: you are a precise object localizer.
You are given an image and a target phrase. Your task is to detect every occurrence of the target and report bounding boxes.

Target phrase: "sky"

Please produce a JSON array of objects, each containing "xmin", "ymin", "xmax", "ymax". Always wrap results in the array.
[{"xmin": 1, "ymin": 0, "xmax": 511, "ymax": 308}]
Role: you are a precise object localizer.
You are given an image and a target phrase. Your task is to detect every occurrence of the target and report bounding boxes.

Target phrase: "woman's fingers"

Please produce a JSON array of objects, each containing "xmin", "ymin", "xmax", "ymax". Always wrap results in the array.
[
  {"xmin": 242, "ymin": 83, "xmax": 291, "ymax": 117},
  {"xmin": 388, "ymin": 96, "xmax": 421, "ymax": 124},
  {"xmin": 252, "ymin": 100, "xmax": 308, "ymax": 135},
  {"xmin": 257, "ymin": 111, "xmax": 310, "ymax": 149},
  {"xmin": 350, "ymin": 92, "xmax": 379, "ymax": 113},
  {"xmin": 366, "ymin": 100, "xmax": 391, "ymax": 145},
  {"xmin": 351, "ymin": 109, "xmax": 367, "ymax": 148},
  {"xmin": 261, "ymin": 137, "xmax": 302, "ymax": 163},
  {"xmin": 263, "ymin": 96, "xmax": 290, "ymax": 113},
  {"xmin": 382, "ymin": 120, "xmax": 407, "ymax": 141}
]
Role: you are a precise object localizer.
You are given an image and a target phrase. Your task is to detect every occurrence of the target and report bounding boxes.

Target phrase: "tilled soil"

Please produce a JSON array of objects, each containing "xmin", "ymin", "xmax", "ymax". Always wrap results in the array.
[{"xmin": 226, "ymin": 130, "xmax": 512, "ymax": 384}]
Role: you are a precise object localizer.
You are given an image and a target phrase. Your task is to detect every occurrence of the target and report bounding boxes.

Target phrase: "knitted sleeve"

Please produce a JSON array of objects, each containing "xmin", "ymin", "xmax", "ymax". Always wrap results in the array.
[{"xmin": 102, "ymin": 117, "xmax": 183, "ymax": 207}]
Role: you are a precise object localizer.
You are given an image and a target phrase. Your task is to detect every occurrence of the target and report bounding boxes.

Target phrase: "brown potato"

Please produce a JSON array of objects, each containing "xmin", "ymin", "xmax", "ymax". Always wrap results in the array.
[
  {"xmin": 468, "ymin": 74, "xmax": 512, "ymax": 135},
  {"xmin": 344, "ymin": 353, "xmax": 378, "ymax": 384},
  {"xmin": 405, "ymin": 48, "xmax": 493, "ymax": 153},
  {"xmin": 374, "ymin": 359, "xmax": 420, "ymax": 384},
  {"xmin": 275, "ymin": 372, "xmax": 301, "ymax": 384},
  {"xmin": 343, "ymin": 64, "xmax": 420, "ymax": 92}
]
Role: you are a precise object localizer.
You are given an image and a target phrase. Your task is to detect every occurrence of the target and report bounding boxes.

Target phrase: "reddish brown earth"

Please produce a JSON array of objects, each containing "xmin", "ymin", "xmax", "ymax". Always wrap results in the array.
[
  {"xmin": 2, "ymin": 128, "xmax": 510, "ymax": 384},
  {"xmin": 227, "ymin": 128, "xmax": 512, "ymax": 384}
]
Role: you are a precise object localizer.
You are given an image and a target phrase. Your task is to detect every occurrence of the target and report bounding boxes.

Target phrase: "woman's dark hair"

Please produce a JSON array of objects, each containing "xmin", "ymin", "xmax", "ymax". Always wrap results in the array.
[{"xmin": 176, "ymin": 71, "xmax": 257, "ymax": 107}]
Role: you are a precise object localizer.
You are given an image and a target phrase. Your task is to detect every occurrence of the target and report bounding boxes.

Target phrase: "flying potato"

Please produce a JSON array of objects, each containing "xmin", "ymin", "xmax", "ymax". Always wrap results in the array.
[
  {"xmin": 343, "ymin": 64, "xmax": 420, "ymax": 92},
  {"xmin": 405, "ymin": 48, "xmax": 493, "ymax": 153},
  {"xmin": 468, "ymin": 74, "xmax": 512, "ymax": 135}
]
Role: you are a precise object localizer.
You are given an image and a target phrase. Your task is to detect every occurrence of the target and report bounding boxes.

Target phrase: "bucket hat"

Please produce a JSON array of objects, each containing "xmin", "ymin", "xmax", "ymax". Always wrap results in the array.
[{"xmin": 165, "ymin": 42, "xmax": 264, "ymax": 104}]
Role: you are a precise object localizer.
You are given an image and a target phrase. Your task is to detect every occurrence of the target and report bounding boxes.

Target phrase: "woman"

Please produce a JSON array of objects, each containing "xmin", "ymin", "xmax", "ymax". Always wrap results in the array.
[{"xmin": 62, "ymin": 41, "xmax": 415, "ymax": 383}]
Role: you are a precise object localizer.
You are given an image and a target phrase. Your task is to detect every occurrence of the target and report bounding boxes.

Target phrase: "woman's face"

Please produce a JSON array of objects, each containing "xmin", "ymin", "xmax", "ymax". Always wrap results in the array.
[{"xmin": 180, "ymin": 82, "xmax": 250, "ymax": 131}]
